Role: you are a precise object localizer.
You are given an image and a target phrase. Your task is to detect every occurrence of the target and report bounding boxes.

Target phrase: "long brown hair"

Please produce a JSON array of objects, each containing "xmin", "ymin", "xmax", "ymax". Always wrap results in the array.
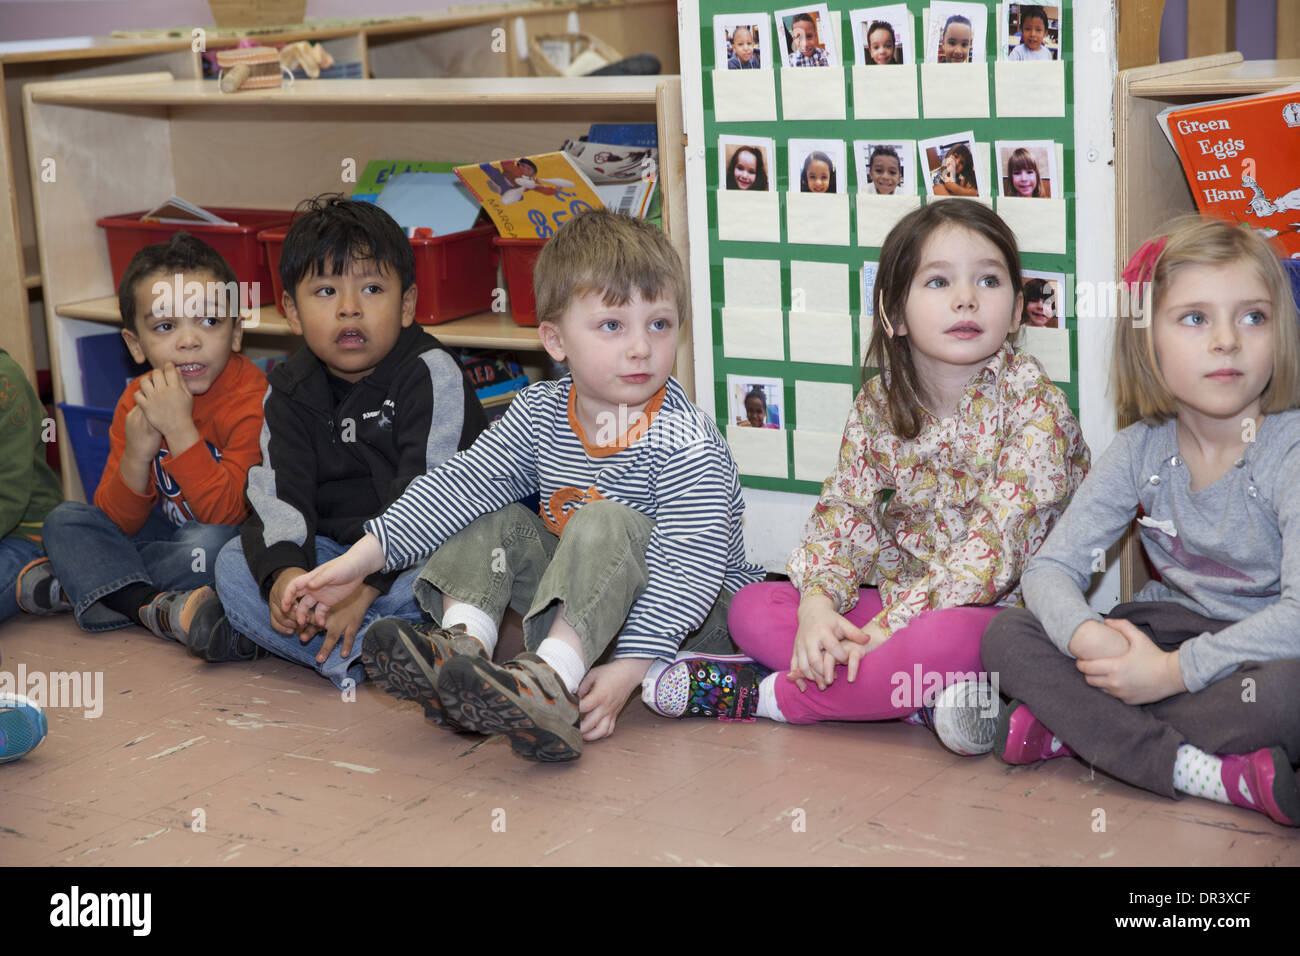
[{"xmin": 865, "ymin": 200, "xmax": 1024, "ymax": 439}]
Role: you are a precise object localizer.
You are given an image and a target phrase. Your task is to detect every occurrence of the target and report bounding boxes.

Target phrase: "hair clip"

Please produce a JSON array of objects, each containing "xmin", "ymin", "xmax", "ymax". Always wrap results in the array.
[
  {"xmin": 879, "ymin": 306, "xmax": 895, "ymax": 338},
  {"xmin": 1121, "ymin": 236, "xmax": 1168, "ymax": 288}
]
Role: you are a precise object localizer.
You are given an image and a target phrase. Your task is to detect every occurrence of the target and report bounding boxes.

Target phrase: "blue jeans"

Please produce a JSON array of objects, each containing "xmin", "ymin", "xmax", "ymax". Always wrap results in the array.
[
  {"xmin": 214, "ymin": 535, "xmax": 425, "ymax": 689},
  {"xmin": 0, "ymin": 536, "xmax": 44, "ymax": 625},
  {"xmin": 42, "ymin": 501, "xmax": 238, "ymax": 632}
]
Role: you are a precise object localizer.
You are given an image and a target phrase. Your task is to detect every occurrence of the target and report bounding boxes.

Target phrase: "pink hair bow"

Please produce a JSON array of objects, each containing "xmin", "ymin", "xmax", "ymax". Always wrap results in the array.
[{"xmin": 1121, "ymin": 237, "xmax": 1167, "ymax": 286}]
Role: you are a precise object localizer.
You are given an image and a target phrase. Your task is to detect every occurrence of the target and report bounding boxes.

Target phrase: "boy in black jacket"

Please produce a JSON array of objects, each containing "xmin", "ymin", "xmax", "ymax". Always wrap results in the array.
[{"xmin": 187, "ymin": 196, "xmax": 487, "ymax": 687}]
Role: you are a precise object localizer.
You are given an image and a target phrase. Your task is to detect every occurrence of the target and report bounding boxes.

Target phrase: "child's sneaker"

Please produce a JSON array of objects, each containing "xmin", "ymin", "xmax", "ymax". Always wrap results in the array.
[
  {"xmin": 361, "ymin": 618, "xmax": 487, "ymax": 732},
  {"xmin": 179, "ymin": 587, "xmax": 269, "ymax": 662},
  {"xmin": 139, "ymin": 587, "xmax": 209, "ymax": 643},
  {"xmin": 932, "ymin": 679, "xmax": 1000, "ymax": 755},
  {"xmin": 1220, "ymin": 747, "xmax": 1300, "ymax": 827},
  {"xmin": 650, "ymin": 652, "xmax": 769, "ymax": 720},
  {"xmin": 437, "ymin": 652, "xmax": 582, "ymax": 762},
  {"xmin": 14, "ymin": 558, "xmax": 70, "ymax": 615},
  {"xmin": 994, "ymin": 698, "xmax": 1076, "ymax": 764},
  {"xmin": 0, "ymin": 693, "xmax": 48, "ymax": 763}
]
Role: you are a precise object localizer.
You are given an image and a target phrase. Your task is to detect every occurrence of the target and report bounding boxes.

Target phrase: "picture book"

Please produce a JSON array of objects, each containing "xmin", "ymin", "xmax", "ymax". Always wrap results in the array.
[
  {"xmin": 561, "ymin": 139, "xmax": 659, "ymax": 219},
  {"xmin": 351, "ymin": 160, "xmax": 481, "ymax": 236},
  {"xmin": 140, "ymin": 197, "xmax": 234, "ymax": 226},
  {"xmin": 1159, "ymin": 85, "xmax": 1300, "ymax": 257},
  {"xmin": 454, "ymin": 152, "xmax": 604, "ymax": 239}
]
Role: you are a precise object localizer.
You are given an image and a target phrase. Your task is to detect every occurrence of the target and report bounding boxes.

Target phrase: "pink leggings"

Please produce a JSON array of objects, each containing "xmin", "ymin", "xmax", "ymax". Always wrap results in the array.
[{"xmin": 728, "ymin": 582, "xmax": 1004, "ymax": 724}]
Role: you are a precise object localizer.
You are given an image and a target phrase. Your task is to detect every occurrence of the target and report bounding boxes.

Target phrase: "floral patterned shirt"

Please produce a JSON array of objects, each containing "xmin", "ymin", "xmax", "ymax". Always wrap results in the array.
[{"xmin": 787, "ymin": 343, "xmax": 1090, "ymax": 637}]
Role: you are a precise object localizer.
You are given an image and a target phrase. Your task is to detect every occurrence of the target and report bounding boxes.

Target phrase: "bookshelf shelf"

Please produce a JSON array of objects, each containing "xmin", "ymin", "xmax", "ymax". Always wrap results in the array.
[{"xmin": 56, "ymin": 295, "xmax": 545, "ymax": 350}]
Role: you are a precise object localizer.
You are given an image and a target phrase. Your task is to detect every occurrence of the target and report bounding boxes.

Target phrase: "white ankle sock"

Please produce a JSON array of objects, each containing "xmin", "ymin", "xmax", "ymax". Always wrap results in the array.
[
  {"xmin": 442, "ymin": 603, "xmax": 498, "ymax": 657},
  {"xmin": 641, "ymin": 659, "xmax": 670, "ymax": 710},
  {"xmin": 536, "ymin": 637, "xmax": 585, "ymax": 694},
  {"xmin": 755, "ymin": 672, "xmax": 786, "ymax": 722},
  {"xmin": 1173, "ymin": 743, "xmax": 1227, "ymax": 802}
]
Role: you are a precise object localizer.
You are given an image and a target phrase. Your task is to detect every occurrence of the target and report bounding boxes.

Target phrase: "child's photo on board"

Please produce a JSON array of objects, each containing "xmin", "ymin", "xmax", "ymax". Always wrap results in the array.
[
  {"xmin": 714, "ymin": 13, "xmax": 771, "ymax": 70},
  {"xmin": 775, "ymin": 4, "xmax": 838, "ymax": 67},
  {"xmin": 926, "ymin": 1, "xmax": 987, "ymax": 63},
  {"xmin": 1021, "ymin": 269, "xmax": 1064, "ymax": 328},
  {"xmin": 849, "ymin": 4, "xmax": 911, "ymax": 65},
  {"xmin": 919, "ymin": 130, "xmax": 982, "ymax": 197},
  {"xmin": 1003, "ymin": 3, "xmax": 1061, "ymax": 60},
  {"xmin": 789, "ymin": 138, "xmax": 846, "ymax": 194},
  {"xmin": 719, "ymin": 134, "xmax": 776, "ymax": 191},
  {"xmin": 729, "ymin": 376, "xmax": 784, "ymax": 428},
  {"xmin": 996, "ymin": 139, "xmax": 1058, "ymax": 198},
  {"xmin": 854, "ymin": 139, "xmax": 914, "ymax": 194}
]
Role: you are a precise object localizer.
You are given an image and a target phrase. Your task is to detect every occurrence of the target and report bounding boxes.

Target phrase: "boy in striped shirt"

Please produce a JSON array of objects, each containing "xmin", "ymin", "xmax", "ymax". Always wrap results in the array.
[{"xmin": 284, "ymin": 210, "xmax": 766, "ymax": 761}]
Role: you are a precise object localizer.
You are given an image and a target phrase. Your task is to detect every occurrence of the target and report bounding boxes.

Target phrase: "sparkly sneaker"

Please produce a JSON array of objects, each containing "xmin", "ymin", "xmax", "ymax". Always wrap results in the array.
[
  {"xmin": 437, "ymin": 652, "xmax": 582, "ymax": 762},
  {"xmin": 0, "ymin": 693, "xmax": 48, "ymax": 763},
  {"xmin": 650, "ymin": 653, "xmax": 769, "ymax": 720},
  {"xmin": 932, "ymin": 680, "xmax": 1001, "ymax": 756},
  {"xmin": 1220, "ymin": 747, "xmax": 1300, "ymax": 827},
  {"xmin": 994, "ymin": 699, "xmax": 1076, "ymax": 764},
  {"xmin": 361, "ymin": 618, "xmax": 487, "ymax": 732},
  {"xmin": 180, "ymin": 587, "xmax": 269, "ymax": 662},
  {"xmin": 14, "ymin": 558, "xmax": 70, "ymax": 615}
]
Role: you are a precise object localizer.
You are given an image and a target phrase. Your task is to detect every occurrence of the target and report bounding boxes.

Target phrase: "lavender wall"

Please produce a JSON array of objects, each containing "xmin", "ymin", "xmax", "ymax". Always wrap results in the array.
[
  {"xmin": 0, "ymin": 1, "xmax": 494, "ymax": 43},
  {"xmin": 1158, "ymin": 0, "xmax": 1279, "ymax": 62}
]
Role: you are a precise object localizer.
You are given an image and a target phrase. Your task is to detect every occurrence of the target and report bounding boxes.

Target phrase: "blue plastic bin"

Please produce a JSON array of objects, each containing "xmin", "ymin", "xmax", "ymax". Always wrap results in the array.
[
  {"xmin": 57, "ymin": 403, "xmax": 114, "ymax": 497},
  {"xmin": 77, "ymin": 332, "xmax": 146, "ymax": 408}
]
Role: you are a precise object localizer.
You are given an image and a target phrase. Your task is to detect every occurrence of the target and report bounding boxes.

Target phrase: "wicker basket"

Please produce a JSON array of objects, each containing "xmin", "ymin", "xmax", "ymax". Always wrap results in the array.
[
  {"xmin": 208, "ymin": 0, "xmax": 306, "ymax": 28},
  {"xmin": 527, "ymin": 33, "xmax": 623, "ymax": 77}
]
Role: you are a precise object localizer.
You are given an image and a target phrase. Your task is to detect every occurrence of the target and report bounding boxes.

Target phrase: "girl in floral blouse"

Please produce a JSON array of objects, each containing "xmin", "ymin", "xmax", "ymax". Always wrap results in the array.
[{"xmin": 724, "ymin": 200, "xmax": 1089, "ymax": 748}]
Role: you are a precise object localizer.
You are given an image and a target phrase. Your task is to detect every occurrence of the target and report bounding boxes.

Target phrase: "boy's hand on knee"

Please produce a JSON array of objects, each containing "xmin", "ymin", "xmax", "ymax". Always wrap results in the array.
[
  {"xmin": 577, "ymin": 658, "xmax": 651, "ymax": 741},
  {"xmin": 314, "ymin": 584, "xmax": 380, "ymax": 663},
  {"xmin": 269, "ymin": 567, "xmax": 310, "ymax": 635}
]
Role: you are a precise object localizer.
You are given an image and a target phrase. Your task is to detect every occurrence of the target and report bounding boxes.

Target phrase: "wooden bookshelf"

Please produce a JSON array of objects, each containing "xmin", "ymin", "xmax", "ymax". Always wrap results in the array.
[
  {"xmin": 24, "ymin": 72, "xmax": 686, "ymax": 500},
  {"xmin": 0, "ymin": 0, "xmax": 679, "ymax": 384}
]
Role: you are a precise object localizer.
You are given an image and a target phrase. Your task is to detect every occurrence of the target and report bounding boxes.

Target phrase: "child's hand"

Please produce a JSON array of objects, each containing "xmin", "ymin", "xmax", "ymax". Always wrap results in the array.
[
  {"xmin": 1068, "ymin": 619, "xmax": 1129, "ymax": 660},
  {"xmin": 282, "ymin": 534, "xmax": 386, "ymax": 626},
  {"xmin": 838, "ymin": 620, "xmax": 890, "ymax": 682},
  {"xmin": 1074, "ymin": 618, "xmax": 1187, "ymax": 705},
  {"xmin": 577, "ymin": 658, "xmax": 651, "ymax": 741},
  {"xmin": 312, "ymin": 584, "xmax": 380, "ymax": 664},
  {"xmin": 134, "ymin": 364, "xmax": 199, "ymax": 453},
  {"xmin": 790, "ymin": 593, "xmax": 861, "ymax": 692},
  {"xmin": 123, "ymin": 405, "xmax": 163, "ymax": 464},
  {"xmin": 269, "ymin": 566, "xmax": 310, "ymax": 636}
]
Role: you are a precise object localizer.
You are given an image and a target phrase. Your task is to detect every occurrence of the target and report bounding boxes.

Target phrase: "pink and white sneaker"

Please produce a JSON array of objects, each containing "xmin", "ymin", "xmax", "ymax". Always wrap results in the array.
[
  {"xmin": 994, "ymin": 699, "xmax": 1076, "ymax": 764},
  {"xmin": 1219, "ymin": 747, "xmax": 1300, "ymax": 827}
]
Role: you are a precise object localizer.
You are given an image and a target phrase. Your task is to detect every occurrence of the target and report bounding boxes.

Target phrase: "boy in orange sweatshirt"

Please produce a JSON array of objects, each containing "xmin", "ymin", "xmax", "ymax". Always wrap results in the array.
[{"xmin": 17, "ymin": 233, "xmax": 266, "ymax": 648}]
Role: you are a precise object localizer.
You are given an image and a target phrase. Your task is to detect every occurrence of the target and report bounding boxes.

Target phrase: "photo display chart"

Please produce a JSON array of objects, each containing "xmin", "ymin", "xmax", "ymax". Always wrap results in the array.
[{"xmin": 700, "ymin": 0, "xmax": 1076, "ymax": 493}]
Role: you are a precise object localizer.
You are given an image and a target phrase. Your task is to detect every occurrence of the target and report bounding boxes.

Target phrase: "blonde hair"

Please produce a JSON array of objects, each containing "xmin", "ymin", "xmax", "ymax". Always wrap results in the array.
[
  {"xmin": 1114, "ymin": 215, "xmax": 1300, "ymax": 425},
  {"xmin": 533, "ymin": 209, "xmax": 688, "ymax": 328}
]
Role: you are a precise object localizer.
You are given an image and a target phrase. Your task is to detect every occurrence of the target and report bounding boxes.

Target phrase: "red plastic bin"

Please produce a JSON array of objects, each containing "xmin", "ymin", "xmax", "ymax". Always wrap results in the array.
[
  {"xmin": 494, "ymin": 236, "xmax": 549, "ymax": 327},
  {"xmin": 98, "ymin": 208, "xmax": 292, "ymax": 309},
  {"xmin": 258, "ymin": 223, "xmax": 500, "ymax": 325}
]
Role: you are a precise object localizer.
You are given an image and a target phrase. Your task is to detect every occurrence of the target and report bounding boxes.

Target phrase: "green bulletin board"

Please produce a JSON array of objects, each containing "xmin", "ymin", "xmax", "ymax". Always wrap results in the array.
[{"xmin": 696, "ymin": 0, "xmax": 1077, "ymax": 494}]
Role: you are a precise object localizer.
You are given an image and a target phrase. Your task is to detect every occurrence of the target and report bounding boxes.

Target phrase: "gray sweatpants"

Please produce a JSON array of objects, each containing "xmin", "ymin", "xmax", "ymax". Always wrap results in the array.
[
  {"xmin": 982, "ymin": 601, "xmax": 1300, "ymax": 797},
  {"xmin": 413, "ymin": 500, "xmax": 738, "ymax": 669}
]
